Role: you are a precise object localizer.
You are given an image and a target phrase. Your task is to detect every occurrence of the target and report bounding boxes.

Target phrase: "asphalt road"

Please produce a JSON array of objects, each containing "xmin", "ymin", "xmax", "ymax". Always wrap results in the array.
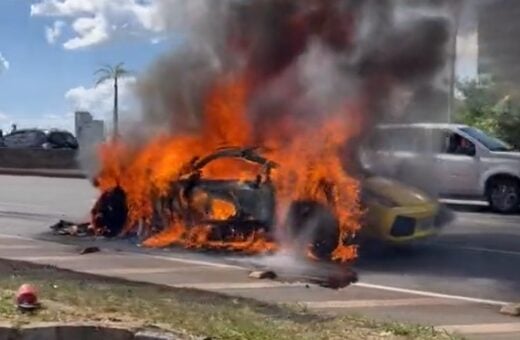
[
  {"xmin": 0, "ymin": 175, "xmax": 519, "ymax": 338},
  {"xmin": 0, "ymin": 175, "xmax": 518, "ymax": 303}
]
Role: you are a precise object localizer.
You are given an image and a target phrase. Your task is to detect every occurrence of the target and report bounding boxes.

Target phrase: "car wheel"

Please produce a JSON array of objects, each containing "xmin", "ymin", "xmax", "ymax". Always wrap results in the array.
[
  {"xmin": 92, "ymin": 186, "xmax": 128, "ymax": 237},
  {"xmin": 488, "ymin": 178, "xmax": 520, "ymax": 214},
  {"xmin": 285, "ymin": 200, "xmax": 340, "ymax": 260}
]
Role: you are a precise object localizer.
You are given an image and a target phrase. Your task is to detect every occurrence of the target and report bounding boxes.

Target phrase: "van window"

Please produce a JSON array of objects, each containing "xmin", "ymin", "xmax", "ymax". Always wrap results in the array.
[
  {"xmin": 369, "ymin": 127, "xmax": 428, "ymax": 152},
  {"xmin": 460, "ymin": 127, "xmax": 513, "ymax": 152},
  {"xmin": 444, "ymin": 132, "xmax": 476, "ymax": 156}
]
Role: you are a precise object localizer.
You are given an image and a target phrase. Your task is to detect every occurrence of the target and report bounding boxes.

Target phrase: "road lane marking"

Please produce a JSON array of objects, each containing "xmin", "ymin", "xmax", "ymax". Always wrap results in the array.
[
  {"xmin": 0, "ymin": 202, "xmax": 69, "ymax": 216},
  {"xmin": 0, "ymin": 233, "xmax": 32, "ymax": 239},
  {"xmin": 453, "ymin": 219, "xmax": 520, "ymax": 229},
  {"xmin": 355, "ymin": 282, "xmax": 509, "ymax": 306},
  {"xmin": 302, "ymin": 298, "xmax": 464, "ymax": 309},
  {"xmin": 440, "ymin": 199, "xmax": 489, "ymax": 206},
  {"xmin": 0, "ymin": 245, "xmax": 45, "ymax": 250},
  {"xmin": 0, "ymin": 201, "xmax": 48, "ymax": 209},
  {"xmin": 146, "ymin": 254, "xmax": 246, "ymax": 270},
  {"xmin": 455, "ymin": 213, "xmax": 520, "ymax": 225},
  {"xmin": 0, "ymin": 233, "xmax": 49, "ymax": 241},
  {"xmin": 174, "ymin": 282, "xmax": 306, "ymax": 290},
  {"xmin": 437, "ymin": 322, "xmax": 520, "ymax": 335},
  {"xmin": 0, "ymin": 233, "xmax": 247, "ymax": 270},
  {"xmin": 85, "ymin": 266, "xmax": 236, "ymax": 275},
  {"xmin": 433, "ymin": 244, "xmax": 520, "ymax": 257},
  {"xmin": 4, "ymin": 255, "xmax": 89, "ymax": 262}
]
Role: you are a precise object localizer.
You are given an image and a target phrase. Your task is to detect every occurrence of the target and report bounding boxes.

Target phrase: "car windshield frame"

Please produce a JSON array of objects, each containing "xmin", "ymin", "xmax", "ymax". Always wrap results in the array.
[{"xmin": 460, "ymin": 127, "xmax": 514, "ymax": 152}]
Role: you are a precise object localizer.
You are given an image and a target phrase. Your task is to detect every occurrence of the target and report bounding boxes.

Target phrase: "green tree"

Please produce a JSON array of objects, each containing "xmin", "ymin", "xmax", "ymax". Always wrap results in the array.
[
  {"xmin": 95, "ymin": 63, "xmax": 130, "ymax": 140},
  {"xmin": 455, "ymin": 79, "xmax": 520, "ymax": 148}
]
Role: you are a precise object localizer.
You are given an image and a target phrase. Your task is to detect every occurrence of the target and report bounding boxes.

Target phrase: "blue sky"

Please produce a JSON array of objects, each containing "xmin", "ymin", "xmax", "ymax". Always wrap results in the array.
[
  {"xmin": 0, "ymin": 0, "xmax": 175, "ymax": 132},
  {"xmin": 0, "ymin": 0, "xmax": 478, "ymax": 133}
]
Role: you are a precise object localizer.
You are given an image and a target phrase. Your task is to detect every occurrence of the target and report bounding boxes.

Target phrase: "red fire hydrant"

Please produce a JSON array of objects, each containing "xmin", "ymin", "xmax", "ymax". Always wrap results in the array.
[{"xmin": 16, "ymin": 283, "xmax": 40, "ymax": 311}]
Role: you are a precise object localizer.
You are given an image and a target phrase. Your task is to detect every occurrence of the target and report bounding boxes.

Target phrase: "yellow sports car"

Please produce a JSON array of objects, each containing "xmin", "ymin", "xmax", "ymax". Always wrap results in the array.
[{"xmin": 361, "ymin": 176, "xmax": 448, "ymax": 244}]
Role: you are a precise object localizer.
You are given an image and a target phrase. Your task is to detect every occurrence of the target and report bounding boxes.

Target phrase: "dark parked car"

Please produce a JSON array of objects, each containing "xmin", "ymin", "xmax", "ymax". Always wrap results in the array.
[{"xmin": 0, "ymin": 129, "xmax": 78, "ymax": 149}]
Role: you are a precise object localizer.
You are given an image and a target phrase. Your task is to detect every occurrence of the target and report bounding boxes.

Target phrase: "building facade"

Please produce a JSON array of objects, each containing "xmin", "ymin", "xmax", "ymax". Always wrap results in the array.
[{"xmin": 74, "ymin": 111, "xmax": 105, "ymax": 148}]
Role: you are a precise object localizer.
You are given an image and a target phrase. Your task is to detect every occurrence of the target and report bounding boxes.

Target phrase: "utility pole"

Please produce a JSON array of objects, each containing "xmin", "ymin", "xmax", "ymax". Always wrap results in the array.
[
  {"xmin": 448, "ymin": 0, "xmax": 464, "ymax": 123},
  {"xmin": 113, "ymin": 75, "xmax": 119, "ymax": 140}
]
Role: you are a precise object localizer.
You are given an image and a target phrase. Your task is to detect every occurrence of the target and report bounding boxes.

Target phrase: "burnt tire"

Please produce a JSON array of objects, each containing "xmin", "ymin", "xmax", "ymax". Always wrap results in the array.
[
  {"xmin": 285, "ymin": 200, "xmax": 340, "ymax": 260},
  {"xmin": 92, "ymin": 186, "xmax": 128, "ymax": 237},
  {"xmin": 487, "ymin": 178, "xmax": 520, "ymax": 214}
]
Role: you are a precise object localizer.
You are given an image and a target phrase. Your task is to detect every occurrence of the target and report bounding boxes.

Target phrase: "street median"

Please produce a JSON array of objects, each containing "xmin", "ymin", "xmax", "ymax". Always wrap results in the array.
[{"xmin": 0, "ymin": 148, "xmax": 87, "ymax": 179}]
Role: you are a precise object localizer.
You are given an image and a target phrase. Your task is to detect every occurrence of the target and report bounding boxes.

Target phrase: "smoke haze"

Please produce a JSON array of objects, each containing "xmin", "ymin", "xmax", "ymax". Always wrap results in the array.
[{"xmin": 133, "ymin": 0, "xmax": 454, "ymax": 142}]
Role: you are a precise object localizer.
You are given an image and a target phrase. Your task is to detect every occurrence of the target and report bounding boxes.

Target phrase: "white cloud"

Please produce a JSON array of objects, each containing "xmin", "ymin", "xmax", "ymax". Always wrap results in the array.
[
  {"xmin": 65, "ymin": 76, "xmax": 137, "ymax": 121},
  {"xmin": 0, "ymin": 53, "xmax": 10, "ymax": 73},
  {"xmin": 31, "ymin": 0, "xmax": 97, "ymax": 16},
  {"xmin": 45, "ymin": 20, "xmax": 66, "ymax": 44},
  {"xmin": 31, "ymin": 0, "xmax": 165, "ymax": 49},
  {"xmin": 64, "ymin": 15, "xmax": 109, "ymax": 49}
]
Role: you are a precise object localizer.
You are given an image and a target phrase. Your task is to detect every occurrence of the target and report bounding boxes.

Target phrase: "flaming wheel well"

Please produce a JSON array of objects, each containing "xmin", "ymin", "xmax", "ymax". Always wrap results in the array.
[
  {"xmin": 285, "ymin": 200, "xmax": 340, "ymax": 260},
  {"xmin": 91, "ymin": 186, "xmax": 128, "ymax": 237}
]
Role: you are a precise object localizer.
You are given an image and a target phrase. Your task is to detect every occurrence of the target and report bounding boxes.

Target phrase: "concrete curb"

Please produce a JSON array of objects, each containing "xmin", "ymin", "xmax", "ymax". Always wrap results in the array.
[
  {"xmin": 0, "ymin": 322, "xmax": 182, "ymax": 340},
  {"xmin": 0, "ymin": 168, "xmax": 86, "ymax": 179}
]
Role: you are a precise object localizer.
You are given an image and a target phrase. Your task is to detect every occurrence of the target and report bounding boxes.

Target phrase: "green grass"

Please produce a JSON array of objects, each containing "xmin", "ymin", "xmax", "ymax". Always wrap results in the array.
[{"xmin": 0, "ymin": 259, "xmax": 462, "ymax": 340}]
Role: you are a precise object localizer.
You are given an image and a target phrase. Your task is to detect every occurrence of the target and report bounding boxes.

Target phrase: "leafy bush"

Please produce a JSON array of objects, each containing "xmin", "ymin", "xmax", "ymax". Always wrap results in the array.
[{"xmin": 455, "ymin": 79, "xmax": 520, "ymax": 148}]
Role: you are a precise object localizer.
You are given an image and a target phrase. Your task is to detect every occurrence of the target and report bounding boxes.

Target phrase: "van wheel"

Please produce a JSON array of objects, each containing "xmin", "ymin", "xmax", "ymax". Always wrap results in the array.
[{"xmin": 488, "ymin": 178, "xmax": 520, "ymax": 214}]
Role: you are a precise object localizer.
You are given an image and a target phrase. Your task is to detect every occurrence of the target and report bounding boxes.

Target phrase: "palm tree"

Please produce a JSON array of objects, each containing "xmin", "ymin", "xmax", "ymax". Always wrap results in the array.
[{"xmin": 95, "ymin": 62, "xmax": 130, "ymax": 140}]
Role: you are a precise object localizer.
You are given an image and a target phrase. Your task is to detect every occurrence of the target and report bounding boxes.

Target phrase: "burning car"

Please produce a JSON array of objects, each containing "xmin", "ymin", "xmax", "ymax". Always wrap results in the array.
[
  {"xmin": 92, "ymin": 146, "xmax": 346, "ymax": 260},
  {"xmin": 90, "ymin": 146, "xmax": 444, "ymax": 260}
]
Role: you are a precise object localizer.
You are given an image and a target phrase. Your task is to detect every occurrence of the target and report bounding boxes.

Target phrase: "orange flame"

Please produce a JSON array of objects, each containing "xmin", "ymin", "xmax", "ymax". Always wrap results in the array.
[
  {"xmin": 94, "ymin": 73, "xmax": 362, "ymax": 262},
  {"xmin": 143, "ymin": 222, "xmax": 185, "ymax": 248},
  {"xmin": 210, "ymin": 199, "xmax": 237, "ymax": 220}
]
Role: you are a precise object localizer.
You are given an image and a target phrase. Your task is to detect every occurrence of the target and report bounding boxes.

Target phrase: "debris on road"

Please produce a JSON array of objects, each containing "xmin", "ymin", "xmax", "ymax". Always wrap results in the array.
[
  {"xmin": 79, "ymin": 246, "xmax": 101, "ymax": 255},
  {"xmin": 301, "ymin": 268, "xmax": 358, "ymax": 289},
  {"xmin": 16, "ymin": 283, "xmax": 41, "ymax": 312},
  {"xmin": 248, "ymin": 270, "xmax": 277, "ymax": 280},
  {"xmin": 500, "ymin": 303, "xmax": 520, "ymax": 317},
  {"xmin": 246, "ymin": 259, "xmax": 358, "ymax": 289},
  {"xmin": 50, "ymin": 219, "xmax": 93, "ymax": 237}
]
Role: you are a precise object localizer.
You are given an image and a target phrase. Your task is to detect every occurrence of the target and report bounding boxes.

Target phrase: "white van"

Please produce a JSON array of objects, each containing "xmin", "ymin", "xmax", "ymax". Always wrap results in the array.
[{"xmin": 361, "ymin": 123, "xmax": 520, "ymax": 213}]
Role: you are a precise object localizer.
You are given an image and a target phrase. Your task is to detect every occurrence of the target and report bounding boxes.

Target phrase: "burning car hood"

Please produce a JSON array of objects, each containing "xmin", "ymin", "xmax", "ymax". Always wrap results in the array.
[{"xmin": 363, "ymin": 176, "xmax": 433, "ymax": 207}]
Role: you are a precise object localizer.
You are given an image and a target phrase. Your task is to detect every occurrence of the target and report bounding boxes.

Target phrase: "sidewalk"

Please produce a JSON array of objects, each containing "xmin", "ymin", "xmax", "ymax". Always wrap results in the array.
[{"xmin": 0, "ymin": 234, "xmax": 519, "ymax": 340}]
